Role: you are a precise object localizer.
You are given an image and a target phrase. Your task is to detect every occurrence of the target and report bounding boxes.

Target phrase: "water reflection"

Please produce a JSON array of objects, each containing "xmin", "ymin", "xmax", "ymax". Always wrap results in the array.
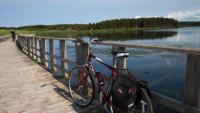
[
  {"xmin": 111, "ymin": 27, "xmax": 200, "ymax": 49},
  {"xmin": 89, "ymin": 30, "xmax": 177, "ymax": 41}
]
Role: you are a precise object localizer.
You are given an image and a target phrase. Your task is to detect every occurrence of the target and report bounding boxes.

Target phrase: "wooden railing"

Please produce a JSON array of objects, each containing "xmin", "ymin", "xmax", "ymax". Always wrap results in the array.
[
  {"xmin": 0, "ymin": 35, "xmax": 10, "ymax": 42},
  {"xmin": 17, "ymin": 35, "xmax": 200, "ymax": 113}
]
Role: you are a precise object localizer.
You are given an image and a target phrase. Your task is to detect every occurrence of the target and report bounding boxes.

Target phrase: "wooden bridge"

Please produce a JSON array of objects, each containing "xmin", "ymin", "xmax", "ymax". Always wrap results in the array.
[
  {"xmin": 0, "ymin": 37, "xmax": 105, "ymax": 113},
  {"xmin": 0, "ymin": 35, "xmax": 200, "ymax": 113}
]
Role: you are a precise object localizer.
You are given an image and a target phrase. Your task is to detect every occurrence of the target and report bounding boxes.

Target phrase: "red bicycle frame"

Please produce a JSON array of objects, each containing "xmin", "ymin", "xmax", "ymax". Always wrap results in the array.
[{"xmin": 86, "ymin": 52, "xmax": 117, "ymax": 96}]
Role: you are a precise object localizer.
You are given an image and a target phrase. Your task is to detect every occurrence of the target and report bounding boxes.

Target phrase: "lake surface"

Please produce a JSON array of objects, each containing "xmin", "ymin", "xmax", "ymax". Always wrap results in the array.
[{"xmin": 45, "ymin": 27, "xmax": 200, "ymax": 112}]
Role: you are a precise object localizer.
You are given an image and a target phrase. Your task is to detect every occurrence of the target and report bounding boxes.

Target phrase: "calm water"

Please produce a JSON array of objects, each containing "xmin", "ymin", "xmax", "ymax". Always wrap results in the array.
[
  {"xmin": 85, "ymin": 27, "xmax": 199, "ymax": 100},
  {"xmin": 45, "ymin": 27, "xmax": 200, "ymax": 110}
]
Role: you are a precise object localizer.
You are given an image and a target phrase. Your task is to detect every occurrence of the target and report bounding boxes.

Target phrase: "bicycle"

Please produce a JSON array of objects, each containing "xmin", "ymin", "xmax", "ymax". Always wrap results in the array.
[{"xmin": 68, "ymin": 39, "xmax": 153, "ymax": 113}]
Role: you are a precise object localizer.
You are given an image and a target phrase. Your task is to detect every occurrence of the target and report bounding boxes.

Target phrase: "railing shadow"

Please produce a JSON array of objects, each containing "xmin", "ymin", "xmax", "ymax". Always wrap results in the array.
[{"xmin": 41, "ymin": 78, "xmax": 107, "ymax": 113}]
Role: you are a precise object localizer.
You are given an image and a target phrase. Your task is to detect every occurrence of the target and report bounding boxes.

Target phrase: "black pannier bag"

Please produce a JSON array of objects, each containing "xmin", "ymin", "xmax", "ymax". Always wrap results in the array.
[{"xmin": 111, "ymin": 69, "xmax": 139, "ymax": 112}]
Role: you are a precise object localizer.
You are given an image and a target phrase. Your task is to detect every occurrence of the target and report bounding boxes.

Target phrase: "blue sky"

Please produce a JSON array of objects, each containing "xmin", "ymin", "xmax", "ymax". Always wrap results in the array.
[{"xmin": 0, "ymin": 0, "xmax": 200, "ymax": 27}]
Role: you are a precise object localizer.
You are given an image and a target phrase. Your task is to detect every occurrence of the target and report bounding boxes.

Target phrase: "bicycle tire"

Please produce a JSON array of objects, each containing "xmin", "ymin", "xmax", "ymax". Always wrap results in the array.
[
  {"xmin": 68, "ymin": 66, "xmax": 95, "ymax": 107},
  {"xmin": 133, "ymin": 88, "xmax": 154, "ymax": 113}
]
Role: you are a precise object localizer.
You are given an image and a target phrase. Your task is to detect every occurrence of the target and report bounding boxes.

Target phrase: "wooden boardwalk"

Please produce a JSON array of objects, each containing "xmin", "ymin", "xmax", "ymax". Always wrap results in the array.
[
  {"xmin": 0, "ymin": 39, "xmax": 105, "ymax": 113},
  {"xmin": 1, "ymin": 35, "xmax": 200, "ymax": 113}
]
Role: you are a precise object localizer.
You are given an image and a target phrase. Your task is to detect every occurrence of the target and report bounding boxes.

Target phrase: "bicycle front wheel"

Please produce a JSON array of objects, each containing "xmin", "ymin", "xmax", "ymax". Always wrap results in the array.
[
  {"xmin": 133, "ymin": 88, "xmax": 153, "ymax": 113},
  {"xmin": 68, "ymin": 66, "xmax": 95, "ymax": 107}
]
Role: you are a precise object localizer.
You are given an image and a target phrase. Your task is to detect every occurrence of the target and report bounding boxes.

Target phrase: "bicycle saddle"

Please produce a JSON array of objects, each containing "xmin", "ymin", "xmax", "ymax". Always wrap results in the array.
[{"xmin": 111, "ymin": 50, "xmax": 129, "ymax": 58}]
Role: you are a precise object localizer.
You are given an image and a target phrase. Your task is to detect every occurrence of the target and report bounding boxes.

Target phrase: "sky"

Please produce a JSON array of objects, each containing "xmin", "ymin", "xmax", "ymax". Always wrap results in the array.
[{"xmin": 0, "ymin": 0, "xmax": 200, "ymax": 27}]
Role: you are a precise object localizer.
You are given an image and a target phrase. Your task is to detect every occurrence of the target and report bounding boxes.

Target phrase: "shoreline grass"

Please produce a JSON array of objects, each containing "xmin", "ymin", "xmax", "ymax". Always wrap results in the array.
[
  {"xmin": 0, "ymin": 30, "xmax": 10, "ymax": 36},
  {"xmin": 1, "ymin": 27, "xmax": 176, "ymax": 37},
  {"xmin": 19, "ymin": 27, "xmax": 172, "ymax": 38}
]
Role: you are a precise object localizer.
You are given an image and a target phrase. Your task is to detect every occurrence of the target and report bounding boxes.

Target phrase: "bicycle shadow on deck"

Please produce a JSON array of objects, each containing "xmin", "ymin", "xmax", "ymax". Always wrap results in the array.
[{"xmin": 41, "ymin": 78, "xmax": 107, "ymax": 113}]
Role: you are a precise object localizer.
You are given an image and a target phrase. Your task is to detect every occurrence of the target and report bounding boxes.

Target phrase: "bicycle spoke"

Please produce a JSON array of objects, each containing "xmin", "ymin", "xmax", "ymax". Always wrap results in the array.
[
  {"xmin": 141, "ymin": 100, "xmax": 147, "ymax": 113},
  {"xmin": 133, "ymin": 88, "xmax": 153, "ymax": 113}
]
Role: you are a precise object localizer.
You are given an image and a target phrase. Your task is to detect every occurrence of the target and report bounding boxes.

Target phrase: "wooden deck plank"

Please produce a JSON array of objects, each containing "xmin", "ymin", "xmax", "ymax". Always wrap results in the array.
[{"xmin": 0, "ymin": 40, "xmax": 103, "ymax": 113}]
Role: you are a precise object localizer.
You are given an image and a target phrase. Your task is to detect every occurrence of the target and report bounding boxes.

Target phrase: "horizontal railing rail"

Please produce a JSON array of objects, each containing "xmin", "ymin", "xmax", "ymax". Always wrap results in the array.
[
  {"xmin": 92, "ymin": 41, "xmax": 200, "ymax": 55},
  {"xmin": 18, "ymin": 34, "xmax": 200, "ymax": 54},
  {"xmin": 17, "ymin": 35, "xmax": 200, "ymax": 113},
  {"xmin": 0, "ymin": 35, "xmax": 10, "ymax": 42}
]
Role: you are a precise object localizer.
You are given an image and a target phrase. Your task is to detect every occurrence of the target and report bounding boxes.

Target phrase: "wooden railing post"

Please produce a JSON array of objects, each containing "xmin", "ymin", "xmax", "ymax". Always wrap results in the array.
[
  {"xmin": 24, "ymin": 36, "xmax": 26, "ymax": 50},
  {"xmin": 21, "ymin": 36, "xmax": 24, "ymax": 49},
  {"xmin": 27, "ymin": 37, "xmax": 30, "ymax": 56},
  {"xmin": 112, "ymin": 46, "xmax": 116, "ymax": 66},
  {"xmin": 20, "ymin": 36, "xmax": 22, "ymax": 45},
  {"xmin": 60, "ymin": 40, "xmax": 65, "ymax": 77},
  {"xmin": 23, "ymin": 36, "xmax": 26, "ymax": 50},
  {"xmin": 184, "ymin": 54, "xmax": 200, "ymax": 112},
  {"xmin": 39, "ymin": 38, "xmax": 45, "ymax": 65},
  {"xmin": 31, "ymin": 37, "xmax": 34, "ymax": 58},
  {"xmin": 75, "ymin": 42, "xmax": 89, "ymax": 65},
  {"xmin": 35, "ymin": 38, "xmax": 38, "ymax": 61},
  {"xmin": 20, "ymin": 36, "xmax": 23, "ymax": 49},
  {"xmin": 49, "ymin": 39, "xmax": 54, "ymax": 72},
  {"xmin": 18, "ymin": 36, "xmax": 21, "ymax": 44},
  {"xmin": 116, "ymin": 47, "xmax": 127, "ymax": 73}
]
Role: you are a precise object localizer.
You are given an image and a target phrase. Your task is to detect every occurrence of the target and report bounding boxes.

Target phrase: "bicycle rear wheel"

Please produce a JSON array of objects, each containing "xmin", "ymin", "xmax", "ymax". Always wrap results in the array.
[
  {"xmin": 68, "ymin": 66, "xmax": 95, "ymax": 107},
  {"xmin": 133, "ymin": 88, "xmax": 153, "ymax": 113}
]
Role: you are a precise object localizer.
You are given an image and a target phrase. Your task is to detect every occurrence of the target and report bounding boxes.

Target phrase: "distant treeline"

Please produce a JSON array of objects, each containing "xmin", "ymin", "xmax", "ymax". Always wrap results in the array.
[
  {"xmin": 17, "ymin": 18, "xmax": 178, "ymax": 30},
  {"xmin": 0, "ymin": 27, "xmax": 10, "ymax": 29},
  {"xmin": 1, "ymin": 17, "xmax": 200, "ymax": 30},
  {"xmin": 94, "ymin": 18, "xmax": 178, "ymax": 29},
  {"xmin": 17, "ymin": 24, "xmax": 90, "ymax": 30}
]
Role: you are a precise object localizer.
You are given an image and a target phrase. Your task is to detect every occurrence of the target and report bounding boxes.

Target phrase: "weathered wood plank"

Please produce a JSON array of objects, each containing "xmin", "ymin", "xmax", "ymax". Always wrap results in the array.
[
  {"xmin": 60, "ymin": 40, "xmax": 65, "ymax": 77},
  {"xmin": 92, "ymin": 42, "xmax": 200, "ymax": 55},
  {"xmin": 0, "ymin": 40, "xmax": 105, "ymax": 113},
  {"xmin": 152, "ymin": 92, "xmax": 200, "ymax": 113},
  {"xmin": 185, "ymin": 54, "xmax": 200, "ymax": 110},
  {"xmin": 30, "ymin": 37, "xmax": 34, "ymax": 58},
  {"xmin": 75, "ymin": 42, "xmax": 90, "ymax": 65},
  {"xmin": 39, "ymin": 39, "xmax": 45, "ymax": 65},
  {"xmin": 27, "ymin": 37, "xmax": 30, "ymax": 56},
  {"xmin": 34, "ymin": 38, "xmax": 38, "ymax": 61},
  {"xmin": 19, "ymin": 35, "xmax": 200, "ymax": 55},
  {"xmin": 116, "ymin": 47, "xmax": 127, "ymax": 72},
  {"xmin": 49, "ymin": 39, "xmax": 54, "ymax": 72}
]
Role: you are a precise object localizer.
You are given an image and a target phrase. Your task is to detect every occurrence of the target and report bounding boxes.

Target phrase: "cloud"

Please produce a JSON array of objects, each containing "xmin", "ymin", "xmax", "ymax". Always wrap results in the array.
[
  {"xmin": 134, "ymin": 15, "xmax": 158, "ymax": 19},
  {"xmin": 134, "ymin": 16, "xmax": 141, "ymax": 19},
  {"xmin": 167, "ymin": 9, "xmax": 200, "ymax": 21}
]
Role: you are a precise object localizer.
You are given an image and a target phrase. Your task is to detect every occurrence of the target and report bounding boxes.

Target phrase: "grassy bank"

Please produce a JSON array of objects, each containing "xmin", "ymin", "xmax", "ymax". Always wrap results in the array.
[
  {"xmin": 19, "ymin": 27, "xmax": 163, "ymax": 37},
  {"xmin": 0, "ymin": 27, "xmax": 173, "ymax": 38},
  {"xmin": 0, "ymin": 30, "xmax": 10, "ymax": 36},
  {"xmin": 0, "ymin": 29, "xmax": 33, "ymax": 36}
]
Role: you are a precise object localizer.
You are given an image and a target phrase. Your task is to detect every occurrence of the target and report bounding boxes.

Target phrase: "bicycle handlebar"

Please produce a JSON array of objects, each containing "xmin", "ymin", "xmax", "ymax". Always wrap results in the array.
[
  {"xmin": 74, "ymin": 38, "xmax": 102, "ymax": 43},
  {"xmin": 90, "ymin": 38, "xmax": 102, "ymax": 43},
  {"xmin": 74, "ymin": 38, "xmax": 102, "ymax": 54}
]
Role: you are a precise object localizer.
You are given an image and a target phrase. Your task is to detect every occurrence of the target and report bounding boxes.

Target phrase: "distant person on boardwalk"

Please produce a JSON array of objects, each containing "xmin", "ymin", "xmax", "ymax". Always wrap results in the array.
[{"xmin": 10, "ymin": 29, "xmax": 16, "ymax": 41}]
